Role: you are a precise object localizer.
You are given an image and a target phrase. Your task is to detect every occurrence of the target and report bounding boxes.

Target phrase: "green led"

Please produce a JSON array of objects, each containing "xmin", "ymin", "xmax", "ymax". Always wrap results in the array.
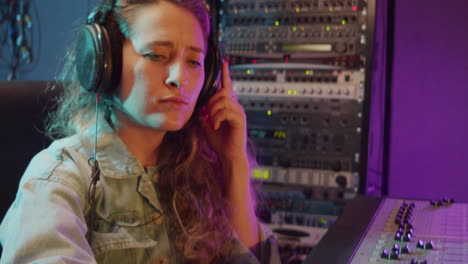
[
  {"xmin": 293, "ymin": 26, "xmax": 297, "ymax": 31},
  {"xmin": 267, "ymin": 110, "xmax": 272, "ymax": 116},
  {"xmin": 326, "ymin": 26, "xmax": 331, "ymax": 31},
  {"xmin": 342, "ymin": 20, "xmax": 347, "ymax": 25},
  {"xmin": 318, "ymin": 217, "xmax": 328, "ymax": 225},
  {"xmin": 306, "ymin": 70, "xmax": 311, "ymax": 75},
  {"xmin": 246, "ymin": 69, "xmax": 251, "ymax": 75},
  {"xmin": 252, "ymin": 169, "xmax": 263, "ymax": 179},
  {"xmin": 287, "ymin": 90, "xmax": 292, "ymax": 95},
  {"xmin": 293, "ymin": 90, "xmax": 298, "ymax": 95},
  {"xmin": 263, "ymin": 169, "xmax": 270, "ymax": 180},
  {"xmin": 275, "ymin": 20, "xmax": 280, "ymax": 26}
]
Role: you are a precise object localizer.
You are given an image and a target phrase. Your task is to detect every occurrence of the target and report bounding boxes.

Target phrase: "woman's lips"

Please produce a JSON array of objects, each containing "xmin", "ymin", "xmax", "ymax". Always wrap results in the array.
[{"xmin": 154, "ymin": 97, "xmax": 189, "ymax": 110}]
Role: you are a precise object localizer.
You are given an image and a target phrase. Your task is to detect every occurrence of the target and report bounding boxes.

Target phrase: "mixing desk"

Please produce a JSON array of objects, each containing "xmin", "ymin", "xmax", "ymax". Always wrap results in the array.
[{"xmin": 305, "ymin": 196, "xmax": 468, "ymax": 263}]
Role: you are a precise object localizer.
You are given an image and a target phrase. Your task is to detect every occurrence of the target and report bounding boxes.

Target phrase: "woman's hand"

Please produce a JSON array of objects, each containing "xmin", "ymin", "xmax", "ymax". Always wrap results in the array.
[
  {"xmin": 199, "ymin": 61, "xmax": 260, "ymax": 248},
  {"xmin": 198, "ymin": 60, "xmax": 248, "ymax": 163}
]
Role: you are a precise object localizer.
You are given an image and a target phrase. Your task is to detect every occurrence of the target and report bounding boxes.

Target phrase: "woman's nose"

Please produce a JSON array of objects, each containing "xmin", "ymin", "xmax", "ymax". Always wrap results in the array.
[{"xmin": 165, "ymin": 62, "xmax": 187, "ymax": 88}]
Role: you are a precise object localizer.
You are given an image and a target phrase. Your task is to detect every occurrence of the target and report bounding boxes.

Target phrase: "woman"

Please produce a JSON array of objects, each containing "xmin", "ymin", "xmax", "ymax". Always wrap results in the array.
[{"xmin": 0, "ymin": 0, "xmax": 280, "ymax": 263}]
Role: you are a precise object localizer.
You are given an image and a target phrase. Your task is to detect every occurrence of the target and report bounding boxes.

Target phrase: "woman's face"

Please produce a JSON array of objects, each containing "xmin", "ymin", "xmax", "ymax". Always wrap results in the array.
[{"xmin": 118, "ymin": 1, "xmax": 206, "ymax": 131}]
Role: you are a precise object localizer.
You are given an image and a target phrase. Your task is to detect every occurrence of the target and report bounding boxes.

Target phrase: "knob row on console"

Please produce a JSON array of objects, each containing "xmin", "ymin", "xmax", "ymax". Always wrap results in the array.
[{"xmin": 416, "ymin": 240, "xmax": 434, "ymax": 250}]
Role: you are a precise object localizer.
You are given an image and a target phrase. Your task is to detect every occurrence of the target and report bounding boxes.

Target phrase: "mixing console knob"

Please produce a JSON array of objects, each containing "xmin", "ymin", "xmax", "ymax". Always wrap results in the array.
[
  {"xmin": 430, "ymin": 199, "xmax": 443, "ymax": 207},
  {"xmin": 417, "ymin": 240, "xmax": 425, "ymax": 249},
  {"xmin": 399, "ymin": 222, "xmax": 414, "ymax": 230},
  {"xmin": 395, "ymin": 216, "xmax": 402, "ymax": 224},
  {"xmin": 443, "ymin": 197, "xmax": 455, "ymax": 204},
  {"xmin": 394, "ymin": 232, "xmax": 403, "ymax": 241},
  {"xmin": 403, "ymin": 232, "xmax": 412, "ymax": 242},
  {"xmin": 410, "ymin": 259, "xmax": 418, "ymax": 264},
  {"xmin": 390, "ymin": 252, "xmax": 399, "ymax": 260},
  {"xmin": 391, "ymin": 244, "xmax": 400, "ymax": 252},
  {"xmin": 419, "ymin": 260, "xmax": 428, "ymax": 264},
  {"xmin": 425, "ymin": 241, "xmax": 434, "ymax": 249},
  {"xmin": 380, "ymin": 249, "xmax": 389, "ymax": 259},
  {"xmin": 401, "ymin": 244, "xmax": 411, "ymax": 254}
]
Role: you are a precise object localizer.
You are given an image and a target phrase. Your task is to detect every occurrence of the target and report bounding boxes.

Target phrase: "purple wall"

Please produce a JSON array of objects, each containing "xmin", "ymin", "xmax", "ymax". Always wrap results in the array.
[{"xmin": 388, "ymin": 0, "xmax": 468, "ymax": 201}]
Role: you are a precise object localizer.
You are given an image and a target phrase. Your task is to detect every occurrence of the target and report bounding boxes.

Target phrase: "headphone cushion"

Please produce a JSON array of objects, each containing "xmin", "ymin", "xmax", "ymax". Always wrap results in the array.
[
  {"xmin": 76, "ymin": 25, "xmax": 103, "ymax": 93},
  {"xmin": 76, "ymin": 23, "xmax": 118, "ymax": 94},
  {"xmin": 197, "ymin": 37, "xmax": 222, "ymax": 108}
]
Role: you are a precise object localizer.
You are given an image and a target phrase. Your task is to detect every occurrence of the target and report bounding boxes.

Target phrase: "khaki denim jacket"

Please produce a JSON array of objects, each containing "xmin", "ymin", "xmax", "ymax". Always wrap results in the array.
[{"xmin": 0, "ymin": 121, "xmax": 280, "ymax": 264}]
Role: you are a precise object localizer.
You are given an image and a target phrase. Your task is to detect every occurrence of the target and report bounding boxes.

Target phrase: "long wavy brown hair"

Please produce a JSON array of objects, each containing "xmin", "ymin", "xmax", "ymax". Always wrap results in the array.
[{"xmin": 46, "ymin": 0, "xmax": 257, "ymax": 263}]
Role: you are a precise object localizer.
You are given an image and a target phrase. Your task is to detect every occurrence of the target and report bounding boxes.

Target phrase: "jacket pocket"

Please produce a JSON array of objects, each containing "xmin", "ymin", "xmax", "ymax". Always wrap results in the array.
[{"xmin": 89, "ymin": 211, "xmax": 158, "ymax": 256}]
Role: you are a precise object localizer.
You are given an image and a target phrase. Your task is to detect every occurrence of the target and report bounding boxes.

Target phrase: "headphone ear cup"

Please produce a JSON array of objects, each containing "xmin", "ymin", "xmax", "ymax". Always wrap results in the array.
[
  {"xmin": 75, "ymin": 23, "xmax": 118, "ymax": 94},
  {"xmin": 196, "ymin": 35, "xmax": 222, "ymax": 109}
]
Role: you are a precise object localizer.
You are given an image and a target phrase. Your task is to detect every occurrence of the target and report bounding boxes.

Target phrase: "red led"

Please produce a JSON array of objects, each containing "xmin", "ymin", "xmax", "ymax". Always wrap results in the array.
[
  {"xmin": 252, "ymin": 59, "xmax": 258, "ymax": 64},
  {"xmin": 284, "ymin": 56, "xmax": 290, "ymax": 63},
  {"xmin": 352, "ymin": 6, "xmax": 358, "ymax": 12}
]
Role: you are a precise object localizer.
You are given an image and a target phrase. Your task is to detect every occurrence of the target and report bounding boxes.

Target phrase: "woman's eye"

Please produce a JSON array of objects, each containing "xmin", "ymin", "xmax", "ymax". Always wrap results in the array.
[
  {"xmin": 144, "ymin": 53, "xmax": 164, "ymax": 61},
  {"xmin": 189, "ymin": 60, "xmax": 202, "ymax": 67}
]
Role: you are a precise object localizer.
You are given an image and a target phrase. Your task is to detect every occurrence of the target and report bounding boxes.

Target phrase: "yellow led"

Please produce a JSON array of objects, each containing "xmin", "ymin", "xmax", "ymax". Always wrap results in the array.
[
  {"xmin": 293, "ymin": 90, "xmax": 298, "ymax": 95},
  {"xmin": 293, "ymin": 26, "xmax": 297, "ymax": 31},
  {"xmin": 326, "ymin": 26, "xmax": 331, "ymax": 31},
  {"xmin": 246, "ymin": 69, "xmax": 251, "ymax": 75},
  {"xmin": 342, "ymin": 20, "xmax": 347, "ymax": 25},
  {"xmin": 234, "ymin": 9, "xmax": 238, "ymax": 14},
  {"xmin": 263, "ymin": 169, "xmax": 270, "ymax": 180},
  {"xmin": 275, "ymin": 20, "xmax": 280, "ymax": 26},
  {"xmin": 329, "ymin": 7, "xmax": 333, "ymax": 12},
  {"xmin": 264, "ymin": 8, "xmax": 269, "ymax": 13},
  {"xmin": 267, "ymin": 110, "xmax": 272, "ymax": 116},
  {"xmin": 295, "ymin": 7, "xmax": 300, "ymax": 12},
  {"xmin": 306, "ymin": 70, "xmax": 311, "ymax": 75},
  {"xmin": 287, "ymin": 90, "xmax": 292, "ymax": 95}
]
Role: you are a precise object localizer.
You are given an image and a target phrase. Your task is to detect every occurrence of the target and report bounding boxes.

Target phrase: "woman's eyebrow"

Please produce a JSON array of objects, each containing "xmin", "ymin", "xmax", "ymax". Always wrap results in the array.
[{"xmin": 146, "ymin": 41, "xmax": 205, "ymax": 54}]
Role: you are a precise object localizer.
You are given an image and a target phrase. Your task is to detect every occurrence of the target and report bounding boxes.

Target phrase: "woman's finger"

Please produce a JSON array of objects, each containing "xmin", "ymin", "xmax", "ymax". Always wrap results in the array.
[
  {"xmin": 220, "ymin": 60, "xmax": 233, "ymax": 93},
  {"xmin": 209, "ymin": 106, "xmax": 246, "ymax": 130},
  {"xmin": 206, "ymin": 94, "xmax": 242, "ymax": 119}
]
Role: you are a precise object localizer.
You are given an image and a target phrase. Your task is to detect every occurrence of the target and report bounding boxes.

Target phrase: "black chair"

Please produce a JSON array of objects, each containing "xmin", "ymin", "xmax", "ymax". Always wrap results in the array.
[{"xmin": 0, "ymin": 81, "xmax": 55, "ymax": 222}]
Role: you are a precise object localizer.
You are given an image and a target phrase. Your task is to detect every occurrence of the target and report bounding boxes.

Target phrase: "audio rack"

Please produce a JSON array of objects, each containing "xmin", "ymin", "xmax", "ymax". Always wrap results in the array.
[{"xmin": 215, "ymin": 0, "xmax": 376, "ymax": 262}]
